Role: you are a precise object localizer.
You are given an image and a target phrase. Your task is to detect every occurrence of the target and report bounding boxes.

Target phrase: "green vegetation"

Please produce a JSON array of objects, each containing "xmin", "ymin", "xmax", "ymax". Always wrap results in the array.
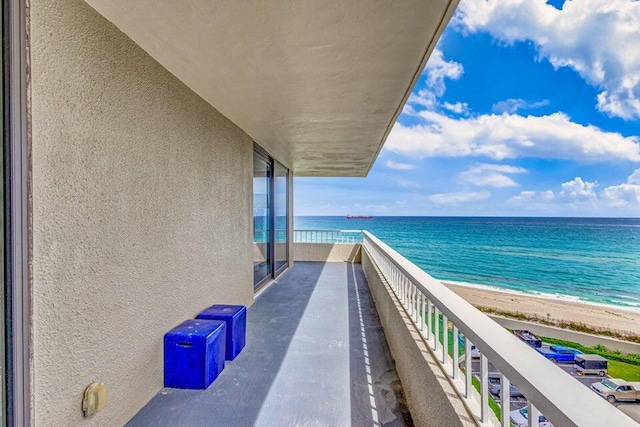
[
  {"xmin": 426, "ymin": 313, "xmax": 464, "ymax": 357},
  {"xmin": 608, "ymin": 360, "xmax": 640, "ymax": 382},
  {"xmin": 471, "ymin": 375, "xmax": 503, "ymax": 421},
  {"xmin": 476, "ymin": 305, "xmax": 640, "ymax": 344}
]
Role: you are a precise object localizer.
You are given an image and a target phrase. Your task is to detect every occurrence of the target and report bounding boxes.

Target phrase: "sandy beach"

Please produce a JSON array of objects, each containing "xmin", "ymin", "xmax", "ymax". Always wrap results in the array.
[{"xmin": 445, "ymin": 283, "xmax": 640, "ymax": 336}]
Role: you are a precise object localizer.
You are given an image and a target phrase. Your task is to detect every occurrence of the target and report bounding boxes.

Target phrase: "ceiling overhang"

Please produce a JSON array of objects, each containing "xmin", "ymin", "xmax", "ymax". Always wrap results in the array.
[{"xmin": 83, "ymin": 0, "xmax": 459, "ymax": 176}]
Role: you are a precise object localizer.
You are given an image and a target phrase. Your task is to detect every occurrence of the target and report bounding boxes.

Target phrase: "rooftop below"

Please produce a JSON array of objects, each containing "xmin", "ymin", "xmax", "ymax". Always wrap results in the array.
[{"xmin": 127, "ymin": 262, "xmax": 411, "ymax": 426}]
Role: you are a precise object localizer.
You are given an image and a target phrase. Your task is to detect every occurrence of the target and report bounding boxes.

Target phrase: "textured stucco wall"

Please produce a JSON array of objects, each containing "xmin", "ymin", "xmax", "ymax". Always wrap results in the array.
[
  {"xmin": 30, "ymin": 0, "xmax": 254, "ymax": 425},
  {"xmin": 361, "ymin": 251, "xmax": 476, "ymax": 427}
]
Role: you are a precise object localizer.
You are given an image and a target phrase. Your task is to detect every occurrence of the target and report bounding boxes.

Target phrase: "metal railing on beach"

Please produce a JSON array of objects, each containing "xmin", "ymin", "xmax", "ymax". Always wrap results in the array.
[
  {"xmin": 362, "ymin": 231, "xmax": 636, "ymax": 427},
  {"xmin": 294, "ymin": 229, "xmax": 363, "ymax": 244}
]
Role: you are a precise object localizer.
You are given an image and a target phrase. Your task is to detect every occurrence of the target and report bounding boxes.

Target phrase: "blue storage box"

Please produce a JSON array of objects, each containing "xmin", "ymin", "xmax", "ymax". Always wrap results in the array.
[
  {"xmin": 164, "ymin": 319, "xmax": 226, "ymax": 389},
  {"xmin": 196, "ymin": 304, "xmax": 246, "ymax": 360}
]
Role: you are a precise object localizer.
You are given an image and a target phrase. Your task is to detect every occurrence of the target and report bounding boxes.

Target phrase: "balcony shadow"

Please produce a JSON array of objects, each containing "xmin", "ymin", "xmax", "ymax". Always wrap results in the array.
[
  {"xmin": 126, "ymin": 262, "xmax": 325, "ymax": 426},
  {"xmin": 346, "ymin": 262, "xmax": 413, "ymax": 426}
]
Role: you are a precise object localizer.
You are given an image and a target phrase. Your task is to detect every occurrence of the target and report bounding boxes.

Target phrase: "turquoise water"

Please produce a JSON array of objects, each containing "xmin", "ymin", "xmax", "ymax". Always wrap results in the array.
[{"xmin": 294, "ymin": 216, "xmax": 640, "ymax": 311}]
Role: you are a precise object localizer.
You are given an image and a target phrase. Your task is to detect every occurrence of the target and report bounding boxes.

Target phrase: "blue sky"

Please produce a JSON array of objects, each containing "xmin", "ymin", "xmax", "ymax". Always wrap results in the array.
[{"xmin": 295, "ymin": 0, "xmax": 640, "ymax": 217}]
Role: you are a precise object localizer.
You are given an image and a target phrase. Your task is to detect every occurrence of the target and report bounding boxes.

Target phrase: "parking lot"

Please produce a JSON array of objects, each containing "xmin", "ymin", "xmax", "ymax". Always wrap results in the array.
[{"xmin": 468, "ymin": 352, "xmax": 640, "ymax": 424}]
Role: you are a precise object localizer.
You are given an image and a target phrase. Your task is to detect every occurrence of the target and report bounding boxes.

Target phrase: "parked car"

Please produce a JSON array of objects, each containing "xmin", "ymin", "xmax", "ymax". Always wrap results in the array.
[
  {"xmin": 513, "ymin": 330, "xmax": 542, "ymax": 348},
  {"xmin": 488, "ymin": 376, "xmax": 524, "ymax": 397},
  {"xmin": 591, "ymin": 378, "xmax": 640, "ymax": 403},
  {"xmin": 509, "ymin": 407, "xmax": 554, "ymax": 427},
  {"xmin": 535, "ymin": 345, "xmax": 582, "ymax": 363},
  {"xmin": 458, "ymin": 334, "xmax": 481, "ymax": 358},
  {"xmin": 575, "ymin": 354, "xmax": 608, "ymax": 376}
]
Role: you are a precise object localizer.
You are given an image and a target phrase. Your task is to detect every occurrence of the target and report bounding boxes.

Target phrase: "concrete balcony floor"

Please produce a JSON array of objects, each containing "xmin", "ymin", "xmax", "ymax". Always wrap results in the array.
[{"xmin": 127, "ymin": 262, "xmax": 412, "ymax": 426}]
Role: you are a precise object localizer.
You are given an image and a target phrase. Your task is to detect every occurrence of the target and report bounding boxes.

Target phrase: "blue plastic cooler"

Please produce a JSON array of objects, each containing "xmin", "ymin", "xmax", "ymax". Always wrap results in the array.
[
  {"xmin": 164, "ymin": 319, "xmax": 226, "ymax": 389},
  {"xmin": 196, "ymin": 304, "xmax": 246, "ymax": 360}
]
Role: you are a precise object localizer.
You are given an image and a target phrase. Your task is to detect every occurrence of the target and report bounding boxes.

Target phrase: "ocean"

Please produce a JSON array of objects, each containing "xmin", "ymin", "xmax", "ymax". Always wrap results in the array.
[{"xmin": 294, "ymin": 216, "xmax": 640, "ymax": 311}]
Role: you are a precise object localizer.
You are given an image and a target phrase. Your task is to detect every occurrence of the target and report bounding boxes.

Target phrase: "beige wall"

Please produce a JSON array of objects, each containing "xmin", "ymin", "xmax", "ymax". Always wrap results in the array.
[
  {"xmin": 30, "ymin": 0, "xmax": 254, "ymax": 425},
  {"xmin": 294, "ymin": 243, "xmax": 362, "ymax": 263}
]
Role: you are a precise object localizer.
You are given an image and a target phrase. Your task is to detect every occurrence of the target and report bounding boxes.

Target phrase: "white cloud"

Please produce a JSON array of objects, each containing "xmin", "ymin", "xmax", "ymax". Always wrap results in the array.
[
  {"xmin": 602, "ymin": 168, "xmax": 640, "ymax": 206},
  {"xmin": 509, "ymin": 170, "xmax": 640, "ymax": 213},
  {"xmin": 428, "ymin": 190, "xmax": 491, "ymax": 204},
  {"xmin": 455, "ymin": 0, "xmax": 640, "ymax": 119},
  {"xmin": 386, "ymin": 110, "xmax": 640, "ymax": 162},
  {"xmin": 602, "ymin": 184, "xmax": 640, "ymax": 206},
  {"xmin": 460, "ymin": 163, "xmax": 527, "ymax": 187},
  {"xmin": 405, "ymin": 49, "xmax": 465, "ymax": 113},
  {"xmin": 397, "ymin": 179, "xmax": 422, "ymax": 189},
  {"xmin": 443, "ymin": 101, "xmax": 470, "ymax": 114},
  {"xmin": 385, "ymin": 160, "xmax": 416, "ymax": 170},
  {"xmin": 559, "ymin": 177, "xmax": 598, "ymax": 200},
  {"xmin": 492, "ymin": 98, "xmax": 550, "ymax": 114},
  {"xmin": 408, "ymin": 89, "xmax": 437, "ymax": 111},
  {"xmin": 510, "ymin": 189, "xmax": 555, "ymax": 203},
  {"xmin": 422, "ymin": 48, "xmax": 464, "ymax": 97}
]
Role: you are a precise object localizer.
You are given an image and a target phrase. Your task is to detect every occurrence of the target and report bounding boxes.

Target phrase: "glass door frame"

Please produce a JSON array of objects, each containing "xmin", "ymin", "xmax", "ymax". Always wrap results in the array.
[
  {"xmin": 273, "ymin": 161, "xmax": 288, "ymax": 277},
  {"xmin": 253, "ymin": 146, "xmax": 273, "ymax": 289},
  {"xmin": 253, "ymin": 144, "xmax": 289, "ymax": 291},
  {"xmin": 3, "ymin": 0, "xmax": 30, "ymax": 424}
]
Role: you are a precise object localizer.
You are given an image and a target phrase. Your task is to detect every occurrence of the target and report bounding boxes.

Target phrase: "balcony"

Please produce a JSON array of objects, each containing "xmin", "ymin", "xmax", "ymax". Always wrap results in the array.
[
  {"xmin": 127, "ymin": 260, "xmax": 411, "ymax": 426},
  {"xmin": 129, "ymin": 231, "xmax": 638, "ymax": 427}
]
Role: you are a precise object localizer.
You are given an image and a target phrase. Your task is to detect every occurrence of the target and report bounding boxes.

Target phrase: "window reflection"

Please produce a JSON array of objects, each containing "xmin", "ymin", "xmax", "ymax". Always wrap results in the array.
[{"xmin": 253, "ymin": 152, "xmax": 271, "ymax": 286}]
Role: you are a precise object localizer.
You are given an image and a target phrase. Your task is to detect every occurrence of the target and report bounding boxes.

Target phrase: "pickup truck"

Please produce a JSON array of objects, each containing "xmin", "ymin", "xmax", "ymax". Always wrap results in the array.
[
  {"xmin": 513, "ymin": 330, "xmax": 542, "ymax": 348},
  {"xmin": 535, "ymin": 345, "xmax": 581, "ymax": 363},
  {"xmin": 591, "ymin": 378, "xmax": 640, "ymax": 403}
]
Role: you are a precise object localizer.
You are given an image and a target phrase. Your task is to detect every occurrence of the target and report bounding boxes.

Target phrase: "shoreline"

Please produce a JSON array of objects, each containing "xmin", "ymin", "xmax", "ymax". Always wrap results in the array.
[
  {"xmin": 444, "ymin": 282, "xmax": 640, "ymax": 336},
  {"xmin": 441, "ymin": 279, "xmax": 640, "ymax": 314}
]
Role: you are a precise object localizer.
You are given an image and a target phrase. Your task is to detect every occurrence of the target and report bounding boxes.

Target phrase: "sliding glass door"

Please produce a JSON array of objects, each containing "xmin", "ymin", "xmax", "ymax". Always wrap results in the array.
[
  {"xmin": 253, "ymin": 145, "xmax": 289, "ymax": 289},
  {"xmin": 253, "ymin": 151, "xmax": 272, "ymax": 286}
]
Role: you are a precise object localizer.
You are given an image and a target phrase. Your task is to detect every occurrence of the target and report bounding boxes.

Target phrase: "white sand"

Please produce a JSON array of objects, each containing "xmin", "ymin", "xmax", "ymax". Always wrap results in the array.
[{"xmin": 444, "ymin": 283, "xmax": 640, "ymax": 336}]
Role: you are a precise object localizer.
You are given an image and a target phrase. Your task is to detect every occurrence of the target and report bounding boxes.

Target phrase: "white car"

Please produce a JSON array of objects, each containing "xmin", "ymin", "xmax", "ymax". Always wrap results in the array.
[
  {"xmin": 509, "ymin": 407, "xmax": 554, "ymax": 427},
  {"xmin": 469, "ymin": 344, "xmax": 481, "ymax": 359},
  {"xmin": 458, "ymin": 335, "xmax": 481, "ymax": 358}
]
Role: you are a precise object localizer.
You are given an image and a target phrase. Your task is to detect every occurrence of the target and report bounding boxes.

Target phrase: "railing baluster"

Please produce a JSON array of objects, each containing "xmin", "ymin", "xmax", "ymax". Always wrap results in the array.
[
  {"xmin": 411, "ymin": 283, "xmax": 416, "ymax": 318},
  {"xmin": 420, "ymin": 293, "xmax": 426, "ymax": 332},
  {"xmin": 480, "ymin": 354, "xmax": 489, "ymax": 424},
  {"xmin": 453, "ymin": 325, "xmax": 459, "ymax": 379},
  {"xmin": 527, "ymin": 402, "xmax": 539, "ymax": 427},
  {"xmin": 415, "ymin": 285, "xmax": 420, "ymax": 323},
  {"xmin": 501, "ymin": 374, "xmax": 510, "ymax": 427},
  {"xmin": 465, "ymin": 338, "xmax": 472, "ymax": 399},
  {"xmin": 442, "ymin": 314, "xmax": 448, "ymax": 364},
  {"xmin": 434, "ymin": 307, "xmax": 440, "ymax": 352},
  {"xmin": 426, "ymin": 299, "xmax": 432, "ymax": 340}
]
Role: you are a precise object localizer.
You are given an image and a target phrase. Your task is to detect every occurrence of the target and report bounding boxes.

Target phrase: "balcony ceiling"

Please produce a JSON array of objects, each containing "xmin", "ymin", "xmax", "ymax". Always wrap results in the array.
[{"xmin": 84, "ymin": 0, "xmax": 458, "ymax": 176}]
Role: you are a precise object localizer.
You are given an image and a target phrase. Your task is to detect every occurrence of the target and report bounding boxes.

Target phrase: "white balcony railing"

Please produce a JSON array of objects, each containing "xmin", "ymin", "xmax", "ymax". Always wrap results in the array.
[
  {"xmin": 294, "ymin": 229, "xmax": 363, "ymax": 244},
  {"xmin": 362, "ymin": 231, "xmax": 637, "ymax": 427}
]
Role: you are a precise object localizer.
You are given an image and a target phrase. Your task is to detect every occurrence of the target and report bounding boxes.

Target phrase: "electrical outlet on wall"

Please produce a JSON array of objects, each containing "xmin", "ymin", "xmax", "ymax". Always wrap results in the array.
[{"xmin": 82, "ymin": 382, "xmax": 107, "ymax": 417}]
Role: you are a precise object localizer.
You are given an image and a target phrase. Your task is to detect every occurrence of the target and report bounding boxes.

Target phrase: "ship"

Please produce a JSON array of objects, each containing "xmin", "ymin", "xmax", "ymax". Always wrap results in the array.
[{"xmin": 346, "ymin": 215, "xmax": 373, "ymax": 220}]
